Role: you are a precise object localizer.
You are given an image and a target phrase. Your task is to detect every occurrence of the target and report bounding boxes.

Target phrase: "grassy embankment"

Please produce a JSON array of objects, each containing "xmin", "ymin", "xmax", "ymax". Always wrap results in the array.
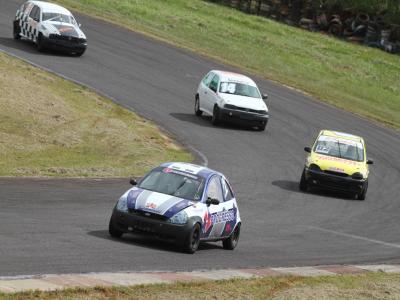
[
  {"xmin": 55, "ymin": 0, "xmax": 400, "ymax": 129},
  {"xmin": 1, "ymin": 272, "xmax": 400, "ymax": 299},
  {"xmin": 0, "ymin": 52, "xmax": 192, "ymax": 177}
]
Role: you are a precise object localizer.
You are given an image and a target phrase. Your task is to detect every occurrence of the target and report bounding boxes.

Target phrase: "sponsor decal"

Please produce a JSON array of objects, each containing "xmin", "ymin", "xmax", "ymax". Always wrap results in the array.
[
  {"xmin": 328, "ymin": 167, "xmax": 345, "ymax": 173},
  {"xmin": 203, "ymin": 211, "xmax": 212, "ymax": 233},
  {"xmin": 58, "ymin": 26, "xmax": 74, "ymax": 33},
  {"xmin": 210, "ymin": 209, "xmax": 235, "ymax": 224},
  {"xmin": 162, "ymin": 168, "xmax": 198, "ymax": 180},
  {"xmin": 316, "ymin": 155, "xmax": 358, "ymax": 166},
  {"xmin": 145, "ymin": 202, "xmax": 157, "ymax": 209}
]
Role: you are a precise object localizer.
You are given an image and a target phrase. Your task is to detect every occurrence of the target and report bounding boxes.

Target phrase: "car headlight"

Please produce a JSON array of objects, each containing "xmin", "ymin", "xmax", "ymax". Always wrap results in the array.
[
  {"xmin": 167, "ymin": 210, "xmax": 188, "ymax": 224},
  {"xmin": 352, "ymin": 172, "xmax": 364, "ymax": 180},
  {"xmin": 309, "ymin": 163, "xmax": 321, "ymax": 171},
  {"xmin": 116, "ymin": 196, "xmax": 128, "ymax": 212}
]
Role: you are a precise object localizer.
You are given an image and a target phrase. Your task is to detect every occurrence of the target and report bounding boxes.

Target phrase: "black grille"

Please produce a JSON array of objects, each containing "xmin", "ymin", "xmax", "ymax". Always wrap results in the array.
[
  {"xmin": 49, "ymin": 34, "xmax": 86, "ymax": 44},
  {"xmin": 225, "ymin": 104, "xmax": 268, "ymax": 115},
  {"xmin": 129, "ymin": 209, "xmax": 168, "ymax": 221},
  {"xmin": 324, "ymin": 170, "xmax": 349, "ymax": 177}
]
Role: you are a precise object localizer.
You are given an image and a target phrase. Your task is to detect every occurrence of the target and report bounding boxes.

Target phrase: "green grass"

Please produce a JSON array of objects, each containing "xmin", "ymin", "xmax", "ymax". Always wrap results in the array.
[
  {"xmin": 54, "ymin": 0, "xmax": 400, "ymax": 129},
  {"xmin": 1, "ymin": 272, "xmax": 400, "ymax": 299},
  {"xmin": 0, "ymin": 52, "xmax": 192, "ymax": 177}
]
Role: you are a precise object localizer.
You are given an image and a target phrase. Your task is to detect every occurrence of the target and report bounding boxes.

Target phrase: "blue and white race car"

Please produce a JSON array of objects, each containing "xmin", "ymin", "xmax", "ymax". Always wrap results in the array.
[{"xmin": 109, "ymin": 162, "xmax": 241, "ymax": 253}]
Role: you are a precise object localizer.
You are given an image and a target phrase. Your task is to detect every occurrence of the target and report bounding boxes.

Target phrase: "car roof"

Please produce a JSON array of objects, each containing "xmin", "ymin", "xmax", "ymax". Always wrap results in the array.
[
  {"xmin": 211, "ymin": 70, "xmax": 257, "ymax": 87},
  {"xmin": 319, "ymin": 130, "xmax": 364, "ymax": 143},
  {"xmin": 29, "ymin": 1, "xmax": 72, "ymax": 15},
  {"xmin": 160, "ymin": 162, "xmax": 223, "ymax": 180}
]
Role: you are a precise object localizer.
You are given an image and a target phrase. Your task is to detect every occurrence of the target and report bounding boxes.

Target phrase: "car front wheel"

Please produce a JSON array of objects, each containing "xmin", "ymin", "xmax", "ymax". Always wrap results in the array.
[
  {"xmin": 299, "ymin": 168, "xmax": 308, "ymax": 192},
  {"xmin": 36, "ymin": 33, "xmax": 45, "ymax": 52},
  {"xmin": 211, "ymin": 105, "xmax": 220, "ymax": 126},
  {"xmin": 109, "ymin": 218, "xmax": 123, "ymax": 238},
  {"xmin": 194, "ymin": 95, "xmax": 202, "ymax": 116},
  {"xmin": 183, "ymin": 223, "xmax": 201, "ymax": 254},
  {"xmin": 356, "ymin": 182, "xmax": 368, "ymax": 200},
  {"xmin": 223, "ymin": 223, "xmax": 240, "ymax": 250}
]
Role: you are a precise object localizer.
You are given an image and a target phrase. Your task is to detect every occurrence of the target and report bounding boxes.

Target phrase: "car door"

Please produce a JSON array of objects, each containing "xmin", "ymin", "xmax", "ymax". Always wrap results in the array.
[
  {"xmin": 203, "ymin": 175, "xmax": 231, "ymax": 239},
  {"xmin": 204, "ymin": 74, "xmax": 220, "ymax": 114},
  {"xmin": 27, "ymin": 5, "xmax": 40, "ymax": 42},
  {"xmin": 198, "ymin": 72, "xmax": 214, "ymax": 114}
]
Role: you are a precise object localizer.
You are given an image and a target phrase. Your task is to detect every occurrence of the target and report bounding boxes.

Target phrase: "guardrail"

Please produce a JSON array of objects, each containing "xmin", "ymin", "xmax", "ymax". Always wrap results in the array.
[{"xmin": 209, "ymin": 0, "xmax": 400, "ymax": 54}]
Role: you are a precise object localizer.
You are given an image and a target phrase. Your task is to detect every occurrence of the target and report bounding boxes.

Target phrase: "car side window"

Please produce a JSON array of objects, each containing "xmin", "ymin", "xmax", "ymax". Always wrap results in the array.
[
  {"xmin": 29, "ymin": 6, "xmax": 40, "ymax": 21},
  {"xmin": 202, "ymin": 72, "xmax": 213, "ymax": 87},
  {"xmin": 209, "ymin": 74, "xmax": 219, "ymax": 92},
  {"xmin": 221, "ymin": 179, "xmax": 234, "ymax": 201},
  {"xmin": 206, "ymin": 176, "xmax": 223, "ymax": 203}
]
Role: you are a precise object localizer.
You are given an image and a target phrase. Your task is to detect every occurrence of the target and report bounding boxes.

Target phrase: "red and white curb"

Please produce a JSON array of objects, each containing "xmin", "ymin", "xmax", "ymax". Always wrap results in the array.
[{"xmin": 1, "ymin": 265, "xmax": 400, "ymax": 293}]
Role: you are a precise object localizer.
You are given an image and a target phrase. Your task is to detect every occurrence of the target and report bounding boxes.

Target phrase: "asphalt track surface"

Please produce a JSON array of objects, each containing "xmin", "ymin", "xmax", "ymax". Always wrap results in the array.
[{"xmin": 1, "ymin": 0, "xmax": 400, "ymax": 277}]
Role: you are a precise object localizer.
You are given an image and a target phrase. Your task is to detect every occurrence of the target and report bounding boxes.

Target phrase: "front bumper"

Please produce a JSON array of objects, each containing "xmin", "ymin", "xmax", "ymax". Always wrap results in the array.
[
  {"xmin": 219, "ymin": 107, "xmax": 269, "ymax": 127},
  {"xmin": 305, "ymin": 168, "xmax": 367, "ymax": 193},
  {"xmin": 42, "ymin": 35, "xmax": 87, "ymax": 52},
  {"xmin": 110, "ymin": 209, "xmax": 193, "ymax": 244}
]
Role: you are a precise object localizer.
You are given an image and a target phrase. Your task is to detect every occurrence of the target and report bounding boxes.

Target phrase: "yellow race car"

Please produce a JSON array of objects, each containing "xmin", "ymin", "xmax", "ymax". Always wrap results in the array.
[{"xmin": 300, "ymin": 130, "xmax": 373, "ymax": 200}]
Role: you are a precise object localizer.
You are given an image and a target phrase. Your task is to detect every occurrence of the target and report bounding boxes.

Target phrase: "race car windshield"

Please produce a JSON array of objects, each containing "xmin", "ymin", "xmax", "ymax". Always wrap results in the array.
[
  {"xmin": 42, "ymin": 13, "xmax": 72, "ymax": 23},
  {"xmin": 314, "ymin": 136, "xmax": 364, "ymax": 162},
  {"xmin": 138, "ymin": 168, "xmax": 205, "ymax": 201},
  {"xmin": 219, "ymin": 82, "xmax": 261, "ymax": 98}
]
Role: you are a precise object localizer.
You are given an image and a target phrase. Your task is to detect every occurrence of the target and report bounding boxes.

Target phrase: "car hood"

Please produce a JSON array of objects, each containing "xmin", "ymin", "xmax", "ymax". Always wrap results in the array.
[
  {"xmin": 126, "ymin": 187, "xmax": 195, "ymax": 218},
  {"xmin": 41, "ymin": 21, "xmax": 86, "ymax": 39},
  {"xmin": 310, "ymin": 152, "xmax": 367, "ymax": 176},
  {"xmin": 219, "ymin": 93, "xmax": 268, "ymax": 111}
]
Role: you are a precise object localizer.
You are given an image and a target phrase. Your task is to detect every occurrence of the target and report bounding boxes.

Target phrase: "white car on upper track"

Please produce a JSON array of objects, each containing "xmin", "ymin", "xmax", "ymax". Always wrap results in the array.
[
  {"xmin": 13, "ymin": 1, "xmax": 87, "ymax": 56},
  {"xmin": 195, "ymin": 70, "xmax": 269, "ymax": 131}
]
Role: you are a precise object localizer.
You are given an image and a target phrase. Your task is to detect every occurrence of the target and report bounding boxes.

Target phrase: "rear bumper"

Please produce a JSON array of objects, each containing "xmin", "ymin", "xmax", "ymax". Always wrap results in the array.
[
  {"xmin": 110, "ymin": 209, "xmax": 193, "ymax": 244},
  {"xmin": 219, "ymin": 107, "xmax": 269, "ymax": 127},
  {"xmin": 305, "ymin": 168, "xmax": 367, "ymax": 193},
  {"xmin": 42, "ymin": 36, "xmax": 87, "ymax": 52}
]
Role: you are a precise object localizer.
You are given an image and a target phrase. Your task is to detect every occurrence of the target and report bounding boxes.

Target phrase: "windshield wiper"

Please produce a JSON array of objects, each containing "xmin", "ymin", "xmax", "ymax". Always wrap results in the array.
[
  {"xmin": 171, "ymin": 178, "xmax": 187, "ymax": 196},
  {"xmin": 337, "ymin": 140, "xmax": 342, "ymax": 158}
]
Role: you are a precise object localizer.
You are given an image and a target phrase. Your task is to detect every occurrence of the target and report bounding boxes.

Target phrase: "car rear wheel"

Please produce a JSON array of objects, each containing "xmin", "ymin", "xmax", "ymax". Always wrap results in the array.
[
  {"xmin": 13, "ymin": 22, "xmax": 21, "ymax": 40},
  {"xmin": 109, "ymin": 218, "xmax": 123, "ymax": 238},
  {"xmin": 211, "ymin": 105, "xmax": 220, "ymax": 126},
  {"xmin": 223, "ymin": 223, "xmax": 240, "ymax": 250},
  {"xmin": 299, "ymin": 168, "xmax": 308, "ymax": 192},
  {"xmin": 183, "ymin": 223, "xmax": 201, "ymax": 254},
  {"xmin": 194, "ymin": 95, "xmax": 202, "ymax": 116}
]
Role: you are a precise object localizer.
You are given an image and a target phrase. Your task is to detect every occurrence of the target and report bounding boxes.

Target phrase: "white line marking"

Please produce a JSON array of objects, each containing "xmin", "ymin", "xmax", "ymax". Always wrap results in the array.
[{"xmin": 306, "ymin": 225, "xmax": 400, "ymax": 249}]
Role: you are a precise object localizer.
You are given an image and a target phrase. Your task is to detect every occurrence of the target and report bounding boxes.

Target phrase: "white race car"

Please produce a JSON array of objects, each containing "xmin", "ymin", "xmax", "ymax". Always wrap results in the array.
[
  {"xmin": 13, "ymin": 1, "xmax": 87, "ymax": 56},
  {"xmin": 195, "ymin": 70, "xmax": 269, "ymax": 130},
  {"xmin": 109, "ymin": 162, "xmax": 241, "ymax": 254}
]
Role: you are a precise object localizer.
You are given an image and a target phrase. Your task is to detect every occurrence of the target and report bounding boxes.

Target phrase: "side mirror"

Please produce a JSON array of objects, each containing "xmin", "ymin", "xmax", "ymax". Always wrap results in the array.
[
  {"xmin": 206, "ymin": 197, "xmax": 220, "ymax": 206},
  {"xmin": 129, "ymin": 178, "xmax": 137, "ymax": 186},
  {"xmin": 262, "ymin": 93, "xmax": 268, "ymax": 100},
  {"xmin": 79, "ymin": 23, "xmax": 82, "ymax": 27},
  {"xmin": 367, "ymin": 159, "xmax": 374, "ymax": 165},
  {"xmin": 304, "ymin": 147, "xmax": 311, "ymax": 153}
]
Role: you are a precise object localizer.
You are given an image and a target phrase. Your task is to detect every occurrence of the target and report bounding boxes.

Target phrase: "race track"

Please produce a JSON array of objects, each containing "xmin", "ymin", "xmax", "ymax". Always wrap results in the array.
[{"xmin": 1, "ymin": 0, "xmax": 400, "ymax": 276}]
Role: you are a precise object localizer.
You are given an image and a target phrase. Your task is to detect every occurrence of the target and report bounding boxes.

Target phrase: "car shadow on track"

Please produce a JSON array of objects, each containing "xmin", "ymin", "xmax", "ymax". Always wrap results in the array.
[
  {"xmin": 0, "ymin": 37, "xmax": 78, "ymax": 57},
  {"xmin": 88, "ymin": 230, "xmax": 222, "ymax": 253},
  {"xmin": 271, "ymin": 180, "xmax": 357, "ymax": 201},
  {"xmin": 170, "ymin": 112, "xmax": 264, "ymax": 132}
]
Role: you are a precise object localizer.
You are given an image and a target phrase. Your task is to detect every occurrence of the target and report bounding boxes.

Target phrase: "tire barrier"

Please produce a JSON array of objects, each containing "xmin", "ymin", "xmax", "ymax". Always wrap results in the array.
[{"xmin": 209, "ymin": 0, "xmax": 400, "ymax": 54}]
